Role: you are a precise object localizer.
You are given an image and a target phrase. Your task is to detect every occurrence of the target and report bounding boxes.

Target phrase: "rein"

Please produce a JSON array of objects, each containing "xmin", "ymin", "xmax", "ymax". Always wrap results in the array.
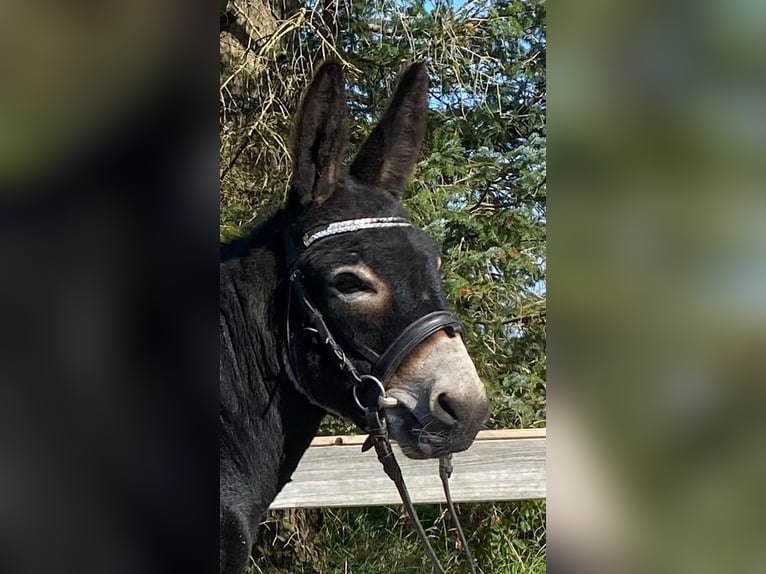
[{"xmin": 283, "ymin": 217, "xmax": 478, "ymax": 574}]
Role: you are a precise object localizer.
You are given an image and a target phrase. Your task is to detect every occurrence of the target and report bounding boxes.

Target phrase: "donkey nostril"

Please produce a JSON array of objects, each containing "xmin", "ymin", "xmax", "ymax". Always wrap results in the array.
[{"xmin": 437, "ymin": 392, "xmax": 459, "ymax": 424}]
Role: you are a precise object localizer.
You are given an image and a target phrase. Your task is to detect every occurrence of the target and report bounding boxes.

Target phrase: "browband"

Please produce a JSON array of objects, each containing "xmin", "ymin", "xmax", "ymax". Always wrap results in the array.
[{"xmin": 302, "ymin": 217, "xmax": 411, "ymax": 248}]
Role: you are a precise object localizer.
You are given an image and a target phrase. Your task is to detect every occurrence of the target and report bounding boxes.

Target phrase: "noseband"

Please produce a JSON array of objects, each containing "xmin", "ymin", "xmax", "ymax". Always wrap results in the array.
[{"xmin": 283, "ymin": 216, "xmax": 478, "ymax": 574}]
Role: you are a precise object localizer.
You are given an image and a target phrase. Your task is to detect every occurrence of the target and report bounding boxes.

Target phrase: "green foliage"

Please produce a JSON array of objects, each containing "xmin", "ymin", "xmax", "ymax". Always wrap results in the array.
[
  {"xmin": 251, "ymin": 501, "xmax": 546, "ymax": 574},
  {"xmin": 221, "ymin": 0, "xmax": 545, "ymax": 571}
]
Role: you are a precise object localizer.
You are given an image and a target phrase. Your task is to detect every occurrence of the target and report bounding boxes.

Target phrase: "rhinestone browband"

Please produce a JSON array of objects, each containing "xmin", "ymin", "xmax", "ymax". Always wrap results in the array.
[{"xmin": 302, "ymin": 217, "xmax": 412, "ymax": 248}]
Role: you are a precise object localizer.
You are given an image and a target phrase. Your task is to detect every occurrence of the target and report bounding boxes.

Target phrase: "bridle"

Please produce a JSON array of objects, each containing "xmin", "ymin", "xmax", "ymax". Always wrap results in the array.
[{"xmin": 283, "ymin": 216, "xmax": 478, "ymax": 574}]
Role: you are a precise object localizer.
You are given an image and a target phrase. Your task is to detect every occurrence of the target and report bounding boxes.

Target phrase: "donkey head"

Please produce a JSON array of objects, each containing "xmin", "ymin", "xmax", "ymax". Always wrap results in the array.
[{"xmin": 284, "ymin": 60, "xmax": 489, "ymax": 458}]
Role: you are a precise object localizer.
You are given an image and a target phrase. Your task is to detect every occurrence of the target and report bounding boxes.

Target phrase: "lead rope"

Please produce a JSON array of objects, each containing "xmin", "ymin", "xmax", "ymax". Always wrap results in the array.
[
  {"xmin": 439, "ymin": 455, "xmax": 478, "ymax": 574},
  {"xmin": 363, "ymin": 408, "xmax": 447, "ymax": 574},
  {"xmin": 363, "ymin": 408, "xmax": 479, "ymax": 574}
]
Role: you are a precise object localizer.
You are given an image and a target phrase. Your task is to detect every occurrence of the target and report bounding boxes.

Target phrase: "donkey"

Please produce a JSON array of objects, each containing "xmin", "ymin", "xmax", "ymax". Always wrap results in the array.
[{"xmin": 220, "ymin": 60, "xmax": 490, "ymax": 574}]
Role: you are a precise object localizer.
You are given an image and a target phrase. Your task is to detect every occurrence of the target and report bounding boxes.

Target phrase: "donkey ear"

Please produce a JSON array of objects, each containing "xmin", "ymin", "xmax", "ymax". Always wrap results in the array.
[
  {"xmin": 289, "ymin": 60, "xmax": 347, "ymax": 209},
  {"xmin": 349, "ymin": 62, "xmax": 429, "ymax": 197}
]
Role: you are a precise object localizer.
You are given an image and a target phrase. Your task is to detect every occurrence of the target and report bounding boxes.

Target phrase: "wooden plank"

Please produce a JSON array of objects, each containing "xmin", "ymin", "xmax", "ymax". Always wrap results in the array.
[
  {"xmin": 270, "ymin": 430, "xmax": 546, "ymax": 509},
  {"xmin": 308, "ymin": 427, "xmax": 546, "ymax": 447}
]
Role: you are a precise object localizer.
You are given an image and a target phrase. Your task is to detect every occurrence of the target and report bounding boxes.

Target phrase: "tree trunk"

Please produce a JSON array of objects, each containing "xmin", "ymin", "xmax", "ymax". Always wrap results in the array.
[{"xmin": 220, "ymin": 0, "xmax": 279, "ymax": 78}]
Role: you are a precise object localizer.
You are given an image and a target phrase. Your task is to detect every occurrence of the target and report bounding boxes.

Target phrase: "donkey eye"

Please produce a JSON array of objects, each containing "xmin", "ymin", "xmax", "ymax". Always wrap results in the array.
[{"xmin": 331, "ymin": 272, "xmax": 372, "ymax": 295}]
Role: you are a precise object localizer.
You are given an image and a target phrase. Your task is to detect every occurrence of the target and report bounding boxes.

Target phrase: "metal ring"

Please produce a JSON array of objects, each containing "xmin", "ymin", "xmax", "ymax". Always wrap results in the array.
[{"xmin": 352, "ymin": 375, "xmax": 386, "ymax": 411}]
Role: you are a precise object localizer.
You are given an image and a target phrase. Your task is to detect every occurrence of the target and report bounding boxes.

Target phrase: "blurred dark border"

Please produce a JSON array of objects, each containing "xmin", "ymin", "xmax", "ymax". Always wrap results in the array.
[
  {"xmin": 548, "ymin": 1, "xmax": 766, "ymax": 573},
  {"xmin": 0, "ymin": 4, "xmax": 219, "ymax": 574}
]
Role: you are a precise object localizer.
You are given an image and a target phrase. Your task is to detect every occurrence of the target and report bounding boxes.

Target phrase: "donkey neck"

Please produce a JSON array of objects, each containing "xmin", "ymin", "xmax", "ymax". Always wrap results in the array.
[
  {"xmin": 220, "ymin": 209, "xmax": 287, "ymax": 389},
  {"xmin": 220, "ymin": 209, "xmax": 324, "ymax": 511}
]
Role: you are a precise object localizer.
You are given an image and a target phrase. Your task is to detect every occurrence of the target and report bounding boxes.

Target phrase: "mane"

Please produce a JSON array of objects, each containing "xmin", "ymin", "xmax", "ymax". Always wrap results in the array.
[{"xmin": 220, "ymin": 204, "xmax": 284, "ymax": 262}]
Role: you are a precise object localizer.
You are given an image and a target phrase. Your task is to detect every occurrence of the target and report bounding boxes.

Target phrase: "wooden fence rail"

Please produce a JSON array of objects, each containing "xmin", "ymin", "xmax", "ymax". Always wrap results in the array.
[{"xmin": 270, "ymin": 428, "xmax": 546, "ymax": 510}]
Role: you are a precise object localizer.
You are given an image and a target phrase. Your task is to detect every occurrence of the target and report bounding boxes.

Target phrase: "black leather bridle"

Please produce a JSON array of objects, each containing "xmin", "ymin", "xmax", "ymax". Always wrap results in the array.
[
  {"xmin": 284, "ymin": 216, "xmax": 464, "ymax": 413},
  {"xmin": 282, "ymin": 217, "xmax": 478, "ymax": 574}
]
